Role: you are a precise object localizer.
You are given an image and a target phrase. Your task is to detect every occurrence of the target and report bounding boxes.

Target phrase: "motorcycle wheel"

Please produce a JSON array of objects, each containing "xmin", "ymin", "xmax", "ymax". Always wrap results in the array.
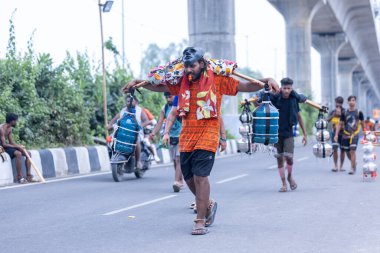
[{"xmin": 112, "ymin": 163, "xmax": 124, "ymax": 182}]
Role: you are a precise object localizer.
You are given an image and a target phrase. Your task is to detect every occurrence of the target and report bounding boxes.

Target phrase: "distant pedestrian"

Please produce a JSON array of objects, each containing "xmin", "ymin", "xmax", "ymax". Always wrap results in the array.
[
  {"xmin": 327, "ymin": 96, "xmax": 346, "ymax": 172},
  {"xmin": 334, "ymin": 95, "xmax": 365, "ymax": 174}
]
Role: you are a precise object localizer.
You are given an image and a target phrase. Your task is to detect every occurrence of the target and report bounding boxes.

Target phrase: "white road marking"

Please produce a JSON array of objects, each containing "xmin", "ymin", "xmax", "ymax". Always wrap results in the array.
[
  {"xmin": 268, "ymin": 165, "xmax": 278, "ymax": 169},
  {"xmin": 216, "ymin": 174, "xmax": 249, "ymax": 184},
  {"xmin": 296, "ymin": 156, "xmax": 309, "ymax": 162},
  {"xmin": 102, "ymin": 195, "xmax": 177, "ymax": 216}
]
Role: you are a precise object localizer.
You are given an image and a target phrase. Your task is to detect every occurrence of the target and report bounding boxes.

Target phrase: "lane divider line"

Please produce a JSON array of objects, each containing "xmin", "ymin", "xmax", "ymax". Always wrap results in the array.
[
  {"xmin": 102, "ymin": 194, "xmax": 177, "ymax": 216},
  {"xmin": 296, "ymin": 156, "xmax": 309, "ymax": 162},
  {"xmin": 216, "ymin": 174, "xmax": 249, "ymax": 184}
]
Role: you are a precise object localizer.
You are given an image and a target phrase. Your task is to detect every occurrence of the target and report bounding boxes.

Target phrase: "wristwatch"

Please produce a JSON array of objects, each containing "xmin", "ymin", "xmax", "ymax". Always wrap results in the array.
[{"xmin": 219, "ymin": 137, "xmax": 227, "ymax": 142}]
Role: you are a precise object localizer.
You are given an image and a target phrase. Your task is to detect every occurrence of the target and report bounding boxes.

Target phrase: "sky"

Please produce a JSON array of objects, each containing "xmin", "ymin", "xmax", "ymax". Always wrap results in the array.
[{"xmin": 0, "ymin": 0, "xmax": 321, "ymax": 101}]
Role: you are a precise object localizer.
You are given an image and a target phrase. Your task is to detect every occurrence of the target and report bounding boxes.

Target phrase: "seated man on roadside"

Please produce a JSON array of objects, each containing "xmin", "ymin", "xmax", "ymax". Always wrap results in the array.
[{"xmin": 0, "ymin": 113, "xmax": 35, "ymax": 183}]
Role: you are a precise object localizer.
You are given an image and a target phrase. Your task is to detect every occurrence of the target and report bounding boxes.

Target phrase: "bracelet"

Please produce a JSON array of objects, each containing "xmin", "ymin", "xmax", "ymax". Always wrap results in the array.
[{"xmin": 219, "ymin": 137, "xmax": 227, "ymax": 142}]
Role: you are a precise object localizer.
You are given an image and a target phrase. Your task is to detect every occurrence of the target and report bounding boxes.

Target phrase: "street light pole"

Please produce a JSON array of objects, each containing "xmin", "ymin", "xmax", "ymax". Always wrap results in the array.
[
  {"xmin": 98, "ymin": 0, "xmax": 113, "ymax": 137},
  {"xmin": 122, "ymin": 0, "xmax": 125, "ymax": 69}
]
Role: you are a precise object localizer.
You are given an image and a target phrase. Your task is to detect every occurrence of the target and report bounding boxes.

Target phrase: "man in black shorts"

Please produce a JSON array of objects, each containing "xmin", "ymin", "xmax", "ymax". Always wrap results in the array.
[
  {"xmin": 334, "ymin": 95, "xmax": 365, "ymax": 174},
  {"xmin": 0, "ymin": 113, "xmax": 34, "ymax": 183},
  {"xmin": 259, "ymin": 77, "xmax": 308, "ymax": 192},
  {"xmin": 327, "ymin": 96, "xmax": 346, "ymax": 172}
]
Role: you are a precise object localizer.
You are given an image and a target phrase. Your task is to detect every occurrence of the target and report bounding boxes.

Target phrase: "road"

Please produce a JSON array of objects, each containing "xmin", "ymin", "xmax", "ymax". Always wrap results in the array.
[{"xmin": 1, "ymin": 142, "xmax": 380, "ymax": 253}]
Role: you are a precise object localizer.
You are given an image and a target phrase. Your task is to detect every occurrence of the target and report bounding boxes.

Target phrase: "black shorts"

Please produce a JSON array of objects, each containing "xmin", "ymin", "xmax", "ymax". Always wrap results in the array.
[
  {"xmin": 4, "ymin": 147, "xmax": 18, "ymax": 159},
  {"xmin": 180, "ymin": 150, "xmax": 215, "ymax": 181},
  {"xmin": 341, "ymin": 135, "xmax": 359, "ymax": 151},
  {"xmin": 331, "ymin": 131, "xmax": 342, "ymax": 149}
]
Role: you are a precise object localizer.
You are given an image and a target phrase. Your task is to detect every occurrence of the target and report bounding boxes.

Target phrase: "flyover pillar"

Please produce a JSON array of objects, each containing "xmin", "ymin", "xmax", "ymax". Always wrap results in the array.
[
  {"xmin": 268, "ymin": 0, "xmax": 322, "ymax": 95},
  {"xmin": 337, "ymin": 57, "xmax": 359, "ymax": 101},
  {"xmin": 359, "ymin": 80, "xmax": 370, "ymax": 115},
  {"xmin": 312, "ymin": 33, "xmax": 346, "ymax": 108}
]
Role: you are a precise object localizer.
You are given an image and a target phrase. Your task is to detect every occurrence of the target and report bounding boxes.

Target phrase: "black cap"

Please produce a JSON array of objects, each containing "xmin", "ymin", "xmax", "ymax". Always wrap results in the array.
[
  {"xmin": 182, "ymin": 47, "xmax": 205, "ymax": 66},
  {"xmin": 164, "ymin": 91, "xmax": 171, "ymax": 97}
]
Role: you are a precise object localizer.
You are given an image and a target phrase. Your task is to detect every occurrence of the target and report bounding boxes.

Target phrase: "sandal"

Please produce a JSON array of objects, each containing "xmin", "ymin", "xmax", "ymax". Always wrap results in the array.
[
  {"xmin": 331, "ymin": 168, "xmax": 338, "ymax": 172},
  {"xmin": 27, "ymin": 175, "xmax": 38, "ymax": 183},
  {"xmin": 205, "ymin": 200, "xmax": 218, "ymax": 227},
  {"xmin": 279, "ymin": 186, "xmax": 287, "ymax": 192},
  {"xmin": 191, "ymin": 219, "xmax": 208, "ymax": 235},
  {"xmin": 290, "ymin": 183, "xmax": 297, "ymax": 191},
  {"xmin": 18, "ymin": 178, "xmax": 27, "ymax": 184}
]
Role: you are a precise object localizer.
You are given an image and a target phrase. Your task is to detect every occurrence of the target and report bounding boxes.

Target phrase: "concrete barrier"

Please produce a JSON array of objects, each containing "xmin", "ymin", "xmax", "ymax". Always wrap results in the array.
[
  {"xmin": 0, "ymin": 140, "xmax": 240, "ymax": 186},
  {"xmin": 0, "ymin": 146, "xmax": 110, "ymax": 186}
]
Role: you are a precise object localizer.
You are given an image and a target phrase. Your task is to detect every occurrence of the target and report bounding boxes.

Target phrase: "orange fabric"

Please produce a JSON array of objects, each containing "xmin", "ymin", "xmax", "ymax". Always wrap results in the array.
[
  {"xmin": 178, "ymin": 68, "xmax": 217, "ymax": 119},
  {"xmin": 143, "ymin": 108, "xmax": 155, "ymax": 120},
  {"xmin": 167, "ymin": 75, "xmax": 238, "ymax": 153}
]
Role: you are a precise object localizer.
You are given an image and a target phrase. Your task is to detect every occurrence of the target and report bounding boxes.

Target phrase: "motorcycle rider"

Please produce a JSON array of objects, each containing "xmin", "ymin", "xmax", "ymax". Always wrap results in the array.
[{"xmin": 108, "ymin": 95, "xmax": 151, "ymax": 169}]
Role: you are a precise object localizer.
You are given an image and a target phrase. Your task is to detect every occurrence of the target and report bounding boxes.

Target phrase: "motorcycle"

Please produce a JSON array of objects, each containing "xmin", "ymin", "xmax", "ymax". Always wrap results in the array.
[{"xmin": 108, "ymin": 126, "xmax": 153, "ymax": 182}]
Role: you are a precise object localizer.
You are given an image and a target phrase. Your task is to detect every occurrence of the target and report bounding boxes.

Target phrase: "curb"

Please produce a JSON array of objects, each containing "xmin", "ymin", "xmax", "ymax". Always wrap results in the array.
[{"xmin": 0, "ymin": 140, "xmax": 241, "ymax": 187}]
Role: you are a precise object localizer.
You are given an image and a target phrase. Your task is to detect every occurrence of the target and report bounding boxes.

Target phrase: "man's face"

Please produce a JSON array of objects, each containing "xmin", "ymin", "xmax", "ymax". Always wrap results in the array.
[
  {"xmin": 126, "ymin": 97, "xmax": 136, "ymax": 107},
  {"xmin": 281, "ymin": 84, "xmax": 293, "ymax": 98},
  {"xmin": 184, "ymin": 61, "xmax": 204, "ymax": 81},
  {"xmin": 10, "ymin": 120, "xmax": 17, "ymax": 128},
  {"xmin": 165, "ymin": 95, "xmax": 174, "ymax": 105},
  {"xmin": 348, "ymin": 97, "xmax": 356, "ymax": 107}
]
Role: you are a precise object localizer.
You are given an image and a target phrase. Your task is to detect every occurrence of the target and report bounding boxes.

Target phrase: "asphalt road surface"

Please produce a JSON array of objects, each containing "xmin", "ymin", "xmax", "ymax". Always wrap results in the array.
[{"xmin": 1, "ymin": 142, "xmax": 380, "ymax": 253}]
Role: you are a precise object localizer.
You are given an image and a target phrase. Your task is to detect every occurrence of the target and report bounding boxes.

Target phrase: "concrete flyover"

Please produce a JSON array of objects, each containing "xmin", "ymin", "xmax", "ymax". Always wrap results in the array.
[{"xmin": 268, "ymin": 0, "xmax": 380, "ymax": 117}]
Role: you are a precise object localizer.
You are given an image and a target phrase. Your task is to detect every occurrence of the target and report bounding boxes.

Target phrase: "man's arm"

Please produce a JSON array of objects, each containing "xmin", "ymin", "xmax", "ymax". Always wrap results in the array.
[
  {"xmin": 140, "ymin": 109, "xmax": 151, "ymax": 128},
  {"xmin": 237, "ymin": 77, "xmax": 280, "ymax": 93},
  {"xmin": 297, "ymin": 112, "xmax": 307, "ymax": 145},
  {"xmin": 162, "ymin": 106, "xmax": 178, "ymax": 146},
  {"xmin": 219, "ymin": 117, "xmax": 227, "ymax": 152},
  {"xmin": 107, "ymin": 113, "xmax": 120, "ymax": 130},
  {"xmin": 150, "ymin": 110, "xmax": 165, "ymax": 138},
  {"xmin": 123, "ymin": 79, "xmax": 169, "ymax": 93}
]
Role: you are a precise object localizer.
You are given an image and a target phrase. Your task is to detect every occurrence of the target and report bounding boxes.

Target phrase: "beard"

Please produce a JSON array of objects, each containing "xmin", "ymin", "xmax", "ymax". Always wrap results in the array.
[
  {"xmin": 167, "ymin": 101, "xmax": 173, "ymax": 106},
  {"xmin": 187, "ymin": 71, "xmax": 202, "ymax": 82}
]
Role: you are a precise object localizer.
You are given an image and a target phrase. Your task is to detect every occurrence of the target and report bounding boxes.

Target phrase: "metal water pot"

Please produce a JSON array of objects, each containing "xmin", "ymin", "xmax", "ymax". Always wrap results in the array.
[
  {"xmin": 315, "ymin": 130, "xmax": 330, "ymax": 142},
  {"xmin": 363, "ymin": 153, "xmax": 376, "ymax": 163},
  {"xmin": 366, "ymin": 133, "xmax": 377, "ymax": 143},
  {"xmin": 363, "ymin": 162, "xmax": 377, "ymax": 173},
  {"xmin": 313, "ymin": 143, "xmax": 333, "ymax": 158},
  {"xmin": 362, "ymin": 143, "xmax": 374, "ymax": 154},
  {"xmin": 239, "ymin": 124, "xmax": 251, "ymax": 136},
  {"xmin": 237, "ymin": 138, "xmax": 250, "ymax": 153},
  {"xmin": 315, "ymin": 118, "xmax": 328, "ymax": 130}
]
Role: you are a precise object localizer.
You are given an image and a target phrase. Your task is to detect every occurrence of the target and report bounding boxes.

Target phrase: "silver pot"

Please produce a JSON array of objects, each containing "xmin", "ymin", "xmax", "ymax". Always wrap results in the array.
[
  {"xmin": 240, "ymin": 113, "xmax": 252, "ymax": 124},
  {"xmin": 313, "ymin": 143, "xmax": 333, "ymax": 158},
  {"xmin": 362, "ymin": 143, "xmax": 374, "ymax": 154},
  {"xmin": 315, "ymin": 119, "xmax": 328, "ymax": 130},
  {"xmin": 363, "ymin": 162, "xmax": 377, "ymax": 173},
  {"xmin": 239, "ymin": 124, "xmax": 251, "ymax": 136},
  {"xmin": 363, "ymin": 153, "xmax": 376, "ymax": 163},
  {"xmin": 237, "ymin": 138, "xmax": 250, "ymax": 153},
  {"xmin": 365, "ymin": 133, "xmax": 377, "ymax": 143},
  {"xmin": 315, "ymin": 130, "xmax": 330, "ymax": 142}
]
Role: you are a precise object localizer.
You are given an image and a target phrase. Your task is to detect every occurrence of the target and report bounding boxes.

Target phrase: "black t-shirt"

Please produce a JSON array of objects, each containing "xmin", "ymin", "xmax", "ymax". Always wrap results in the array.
[
  {"xmin": 272, "ymin": 97, "xmax": 300, "ymax": 138},
  {"xmin": 340, "ymin": 109, "xmax": 364, "ymax": 133}
]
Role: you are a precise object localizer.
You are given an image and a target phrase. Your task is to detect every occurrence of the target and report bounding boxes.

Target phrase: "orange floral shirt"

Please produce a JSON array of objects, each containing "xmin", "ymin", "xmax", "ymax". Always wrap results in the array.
[{"xmin": 168, "ymin": 75, "xmax": 238, "ymax": 153}]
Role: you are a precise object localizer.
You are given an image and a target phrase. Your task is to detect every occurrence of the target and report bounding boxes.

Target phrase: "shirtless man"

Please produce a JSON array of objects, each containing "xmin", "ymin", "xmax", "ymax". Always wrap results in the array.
[{"xmin": 0, "ymin": 113, "xmax": 34, "ymax": 183}]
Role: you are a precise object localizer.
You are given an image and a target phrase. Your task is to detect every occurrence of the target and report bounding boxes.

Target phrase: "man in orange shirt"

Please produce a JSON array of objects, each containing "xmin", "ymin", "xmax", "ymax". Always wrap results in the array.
[{"xmin": 125, "ymin": 47, "xmax": 280, "ymax": 235}]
